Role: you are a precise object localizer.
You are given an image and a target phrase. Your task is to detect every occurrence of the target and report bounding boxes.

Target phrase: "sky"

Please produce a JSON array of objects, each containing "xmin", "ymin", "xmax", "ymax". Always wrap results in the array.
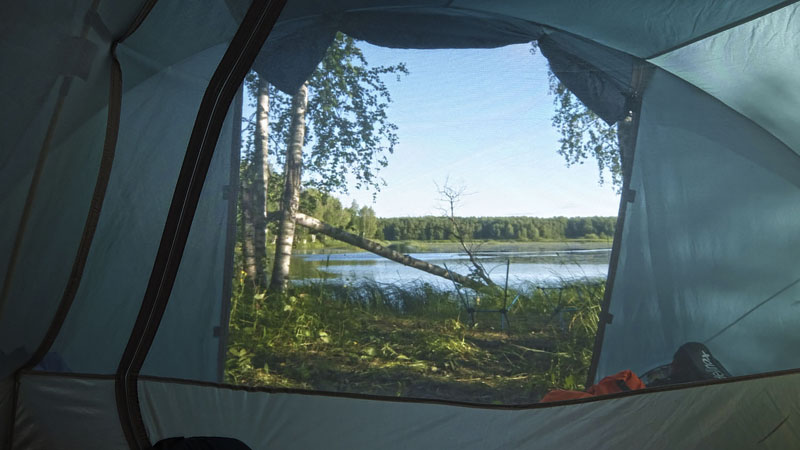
[{"xmin": 252, "ymin": 42, "xmax": 621, "ymax": 218}]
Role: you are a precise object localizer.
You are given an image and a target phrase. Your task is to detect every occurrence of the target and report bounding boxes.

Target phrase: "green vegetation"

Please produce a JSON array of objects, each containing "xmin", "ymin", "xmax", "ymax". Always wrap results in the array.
[
  {"xmin": 225, "ymin": 278, "xmax": 602, "ymax": 404},
  {"xmin": 377, "ymin": 215, "xmax": 616, "ymax": 242}
]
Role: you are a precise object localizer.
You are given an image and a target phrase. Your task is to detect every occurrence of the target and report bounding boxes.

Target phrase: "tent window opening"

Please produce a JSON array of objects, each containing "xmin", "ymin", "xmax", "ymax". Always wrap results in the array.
[
  {"xmin": 138, "ymin": 4, "xmax": 800, "ymax": 403},
  {"xmin": 220, "ymin": 33, "xmax": 624, "ymax": 404}
]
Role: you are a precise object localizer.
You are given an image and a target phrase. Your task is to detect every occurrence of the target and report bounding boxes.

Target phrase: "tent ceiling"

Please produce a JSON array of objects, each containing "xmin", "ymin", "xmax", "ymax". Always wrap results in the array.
[
  {"xmin": 452, "ymin": 0, "xmax": 790, "ymax": 58},
  {"xmin": 651, "ymin": 2, "xmax": 800, "ymax": 155}
]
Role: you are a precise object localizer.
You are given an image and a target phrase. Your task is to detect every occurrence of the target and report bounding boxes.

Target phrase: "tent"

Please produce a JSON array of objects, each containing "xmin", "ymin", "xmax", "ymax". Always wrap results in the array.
[{"xmin": 2, "ymin": 0, "xmax": 800, "ymax": 448}]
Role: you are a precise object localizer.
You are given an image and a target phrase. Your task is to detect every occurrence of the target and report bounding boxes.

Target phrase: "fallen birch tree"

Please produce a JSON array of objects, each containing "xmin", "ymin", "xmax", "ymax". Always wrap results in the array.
[{"xmin": 288, "ymin": 212, "xmax": 485, "ymax": 290}]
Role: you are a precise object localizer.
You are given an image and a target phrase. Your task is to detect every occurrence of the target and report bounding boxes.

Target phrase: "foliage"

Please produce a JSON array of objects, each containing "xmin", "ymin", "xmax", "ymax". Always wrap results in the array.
[
  {"xmin": 267, "ymin": 32, "xmax": 408, "ymax": 195},
  {"xmin": 531, "ymin": 43, "xmax": 622, "ymax": 189},
  {"xmin": 378, "ymin": 215, "xmax": 615, "ymax": 242}
]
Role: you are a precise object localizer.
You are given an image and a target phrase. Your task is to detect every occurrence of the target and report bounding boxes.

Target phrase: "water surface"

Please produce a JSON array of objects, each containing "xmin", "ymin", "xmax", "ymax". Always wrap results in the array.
[{"xmin": 291, "ymin": 246, "xmax": 610, "ymax": 288}]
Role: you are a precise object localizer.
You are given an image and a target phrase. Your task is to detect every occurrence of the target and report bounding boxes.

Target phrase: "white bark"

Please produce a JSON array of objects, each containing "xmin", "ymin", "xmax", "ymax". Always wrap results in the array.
[{"xmin": 269, "ymin": 83, "xmax": 308, "ymax": 292}]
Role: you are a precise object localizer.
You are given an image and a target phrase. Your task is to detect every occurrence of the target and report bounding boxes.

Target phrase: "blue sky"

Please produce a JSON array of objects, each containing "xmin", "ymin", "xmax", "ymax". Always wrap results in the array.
[
  {"xmin": 251, "ymin": 41, "xmax": 621, "ymax": 218},
  {"xmin": 338, "ymin": 42, "xmax": 621, "ymax": 218}
]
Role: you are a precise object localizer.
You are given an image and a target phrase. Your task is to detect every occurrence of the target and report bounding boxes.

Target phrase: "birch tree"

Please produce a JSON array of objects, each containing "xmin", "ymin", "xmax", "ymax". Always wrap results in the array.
[
  {"xmin": 268, "ymin": 33, "xmax": 407, "ymax": 292},
  {"xmin": 240, "ymin": 74, "xmax": 271, "ymax": 288}
]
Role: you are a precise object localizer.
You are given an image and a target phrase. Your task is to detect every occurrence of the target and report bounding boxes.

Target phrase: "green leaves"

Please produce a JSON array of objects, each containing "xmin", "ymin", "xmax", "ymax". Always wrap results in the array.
[{"xmin": 267, "ymin": 32, "xmax": 408, "ymax": 196}]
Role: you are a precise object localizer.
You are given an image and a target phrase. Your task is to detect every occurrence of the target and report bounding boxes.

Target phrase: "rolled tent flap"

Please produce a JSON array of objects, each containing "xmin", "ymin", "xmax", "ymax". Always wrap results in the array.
[
  {"xmin": 251, "ymin": 8, "xmax": 545, "ymax": 94},
  {"xmin": 249, "ymin": 4, "xmax": 636, "ymax": 128},
  {"xmin": 250, "ymin": 18, "xmax": 338, "ymax": 94},
  {"xmin": 538, "ymin": 31, "xmax": 636, "ymax": 124}
]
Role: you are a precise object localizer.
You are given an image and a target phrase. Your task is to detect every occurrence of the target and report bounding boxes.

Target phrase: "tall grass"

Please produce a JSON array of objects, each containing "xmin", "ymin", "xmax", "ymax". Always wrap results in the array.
[{"xmin": 225, "ymin": 277, "xmax": 603, "ymax": 403}]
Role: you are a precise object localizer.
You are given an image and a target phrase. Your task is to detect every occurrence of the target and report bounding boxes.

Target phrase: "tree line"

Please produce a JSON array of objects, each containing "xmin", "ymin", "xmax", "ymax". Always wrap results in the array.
[
  {"xmin": 377, "ymin": 215, "xmax": 614, "ymax": 241},
  {"xmin": 292, "ymin": 189, "xmax": 615, "ymax": 243}
]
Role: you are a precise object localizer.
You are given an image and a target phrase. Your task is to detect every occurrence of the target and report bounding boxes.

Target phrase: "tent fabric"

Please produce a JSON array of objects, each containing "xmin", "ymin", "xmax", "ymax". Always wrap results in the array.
[
  {"xmin": 451, "ymin": 0, "xmax": 790, "ymax": 58},
  {"xmin": 137, "ymin": 374, "xmax": 800, "ymax": 449},
  {"xmin": 650, "ymin": 2, "xmax": 800, "ymax": 155},
  {"xmin": 0, "ymin": 0, "xmax": 145, "ymax": 379},
  {"xmin": 46, "ymin": 0, "xmax": 241, "ymax": 375},
  {"xmin": 2, "ymin": 0, "xmax": 800, "ymax": 448},
  {"xmin": 140, "ymin": 99, "xmax": 237, "ymax": 382},
  {"xmin": 251, "ymin": 6, "xmax": 545, "ymax": 94},
  {"xmin": 596, "ymin": 67, "xmax": 800, "ymax": 379},
  {"xmin": 13, "ymin": 374, "xmax": 126, "ymax": 450}
]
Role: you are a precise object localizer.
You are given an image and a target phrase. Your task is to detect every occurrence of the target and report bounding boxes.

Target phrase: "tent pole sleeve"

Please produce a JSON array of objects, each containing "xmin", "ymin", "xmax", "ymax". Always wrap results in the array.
[
  {"xmin": 217, "ymin": 87, "xmax": 244, "ymax": 383},
  {"xmin": 585, "ymin": 63, "xmax": 652, "ymax": 386},
  {"xmin": 22, "ymin": 59, "xmax": 123, "ymax": 374},
  {"xmin": 115, "ymin": 1, "xmax": 287, "ymax": 448}
]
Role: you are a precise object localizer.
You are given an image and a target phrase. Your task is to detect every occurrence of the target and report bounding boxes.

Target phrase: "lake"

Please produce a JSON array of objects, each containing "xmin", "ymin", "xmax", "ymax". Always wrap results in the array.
[{"xmin": 291, "ymin": 243, "xmax": 611, "ymax": 289}]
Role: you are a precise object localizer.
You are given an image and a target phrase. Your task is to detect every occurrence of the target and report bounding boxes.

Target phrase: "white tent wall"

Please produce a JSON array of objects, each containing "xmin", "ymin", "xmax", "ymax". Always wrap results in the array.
[
  {"xmin": 13, "ymin": 374, "xmax": 126, "ymax": 450},
  {"xmin": 597, "ymin": 66, "xmax": 800, "ymax": 378},
  {"xmin": 48, "ymin": 0, "xmax": 242, "ymax": 375},
  {"xmin": 137, "ymin": 374, "xmax": 800, "ymax": 449},
  {"xmin": 0, "ymin": 0, "xmax": 147, "ymax": 378}
]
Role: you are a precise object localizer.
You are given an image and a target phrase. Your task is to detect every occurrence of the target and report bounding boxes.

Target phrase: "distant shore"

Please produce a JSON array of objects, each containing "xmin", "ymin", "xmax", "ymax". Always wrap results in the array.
[{"xmin": 295, "ymin": 239, "xmax": 612, "ymax": 254}]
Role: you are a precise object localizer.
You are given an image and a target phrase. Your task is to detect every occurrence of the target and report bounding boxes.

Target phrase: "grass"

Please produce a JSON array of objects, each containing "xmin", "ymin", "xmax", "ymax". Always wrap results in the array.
[{"xmin": 225, "ymin": 276, "xmax": 603, "ymax": 404}]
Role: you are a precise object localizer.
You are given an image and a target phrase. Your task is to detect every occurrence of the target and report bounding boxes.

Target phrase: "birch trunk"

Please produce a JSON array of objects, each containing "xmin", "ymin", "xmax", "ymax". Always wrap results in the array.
[
  {"xmin": 269, "ymin": 83, "xmax": 307, "ymax": 292},
  {"xmin": 252, "ymin": 78, "xmax": 270, "ymax": 286},
  {"xmin": 293, "ymin": 212, "xmax": 484, "ymax": 290},
  {"xmin": 241, "ymin": 172, "xmax": 257, "ymax": 284}
]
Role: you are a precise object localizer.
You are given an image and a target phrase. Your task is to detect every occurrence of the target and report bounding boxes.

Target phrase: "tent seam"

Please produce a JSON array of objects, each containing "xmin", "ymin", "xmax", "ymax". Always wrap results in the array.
[
  {"xmin": 12, "ymin": 366, "xmax": 800, "ymax": 411},
  {"xmin": 128, "ymin": 366, "xmax": 800, "ymax": 411},
  {"xmin": 646, "ymin": 0, "xmax": 800, "ymax": 59}
]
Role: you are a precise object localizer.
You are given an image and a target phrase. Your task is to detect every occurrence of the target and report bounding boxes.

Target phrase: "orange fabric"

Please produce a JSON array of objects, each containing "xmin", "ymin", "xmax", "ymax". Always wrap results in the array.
[
  {"xmin": 540, "ymin": 370, "xmax": 645, "ymax": 403},
  {"xmin": 540, "ymin": 389, "xmax": 593, "ymax": 402},
  {"xmin": 586, "ymin": 369, "xmax": 645, "ymax": 395}
]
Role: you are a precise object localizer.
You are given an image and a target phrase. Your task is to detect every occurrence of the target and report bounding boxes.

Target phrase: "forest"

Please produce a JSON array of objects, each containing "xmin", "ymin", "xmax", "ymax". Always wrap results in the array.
[{"xmin": 295, "ymin": 188, "xmax": 615, "ymax": 244}]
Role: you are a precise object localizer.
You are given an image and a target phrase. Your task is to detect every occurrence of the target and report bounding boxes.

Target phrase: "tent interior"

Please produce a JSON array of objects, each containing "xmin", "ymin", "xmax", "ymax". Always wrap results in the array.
[{"xmin": 2, "ymin": 0, "xmax": 800, "ymax": 448}]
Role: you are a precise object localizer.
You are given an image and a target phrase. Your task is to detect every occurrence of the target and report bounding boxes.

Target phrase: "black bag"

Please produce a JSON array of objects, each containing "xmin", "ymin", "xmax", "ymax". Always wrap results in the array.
[
  {"xmin": 152, "ymin": 437, "xmax": 252, "ymax": 450},
  {"xmin": 641, "ymin": 342, "xmax": 731, "ymax": 387},
  {"xmin": 669, "ymin": 342, "xmax": 731, "ymax": 383}
]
